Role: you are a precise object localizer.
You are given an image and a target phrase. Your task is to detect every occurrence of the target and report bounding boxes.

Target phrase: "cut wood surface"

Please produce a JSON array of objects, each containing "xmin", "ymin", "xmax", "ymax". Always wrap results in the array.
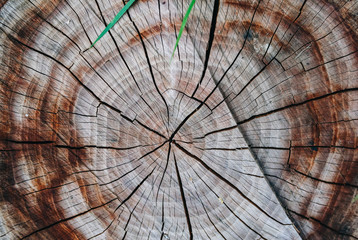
[{"xmin": 0, "ymin": 0, "xmax": 357, "ymax": 239}]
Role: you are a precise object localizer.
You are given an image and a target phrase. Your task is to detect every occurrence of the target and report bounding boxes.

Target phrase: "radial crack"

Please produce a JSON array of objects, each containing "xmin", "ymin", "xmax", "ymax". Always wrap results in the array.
[
  {"xmin": 173, "ymin": 153, "xmax": 193, "ymax": 240},
  {"xmin": 191, "ymin": 0, "xmax": 220, "ymax": 97},
  {"xmin": 174, "ymin": 142, "xmax": 289, "ymax": 226}
]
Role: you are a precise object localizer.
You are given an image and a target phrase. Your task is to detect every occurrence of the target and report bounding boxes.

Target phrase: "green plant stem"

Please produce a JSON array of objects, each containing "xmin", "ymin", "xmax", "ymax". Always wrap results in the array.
[
  {"xmin": 170, "ymin": 0, "xmax": 196, "ymax": 63},
  {"xmin": 90, "ymin": 0, "xmax": 137, "ymax": 48}
]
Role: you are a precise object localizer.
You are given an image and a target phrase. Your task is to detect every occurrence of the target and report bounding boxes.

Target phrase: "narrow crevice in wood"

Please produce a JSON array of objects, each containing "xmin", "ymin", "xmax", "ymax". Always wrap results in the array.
[
  {"xmin": 190, "ymin": 164, "xmax": 266, "ymax": 239},
  {"xmin": 174, "ymin": 142, "xmax": 289, "ymax": 226},
  {"xmin": 191, "ymin": 0, "xmax": 220, "ymax": 97},
  {"xmin": 173, "ymin": 153, "xmax": 193, "ymax": 240},
  {"xmin": 121, "ymin": 0, "xmax": 170, "ymax": 123},
  {"xmin": 289, "ymin": 210, "xmax": 358, "ymax": 239},
  {"xmin": 94, "ymin": 0, "xmax": 143, "ymax": 92},
  {"xmin": 293, "ymin": 168, "xmax": 358, "ymax": 188},
  {"xmin": 236, "ymin": 88, "xmax": 358, "ymax": 126},
  {"xmin": 20, "ymin": 197, "xmax": 119, "ymax": 239}
]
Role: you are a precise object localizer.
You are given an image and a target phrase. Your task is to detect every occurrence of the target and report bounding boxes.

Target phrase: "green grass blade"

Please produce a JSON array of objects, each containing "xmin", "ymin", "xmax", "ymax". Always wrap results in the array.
[
  {"xmin": 170, "ymin": 0, "xmax": 196, "ymax": 63},
  {"xmin": 90, "ymin": 0, "xmax": 137, "ymax": 48},
  {"xmin": 353, "ymin": 194, "xmax": 358, "ymax": 203}
]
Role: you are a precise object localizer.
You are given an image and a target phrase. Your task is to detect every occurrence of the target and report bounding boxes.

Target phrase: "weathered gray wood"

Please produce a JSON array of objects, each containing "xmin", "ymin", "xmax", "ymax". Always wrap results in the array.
[{"xmin": 0, "ymin": 0, "xmax": 357, "ymax": 239}]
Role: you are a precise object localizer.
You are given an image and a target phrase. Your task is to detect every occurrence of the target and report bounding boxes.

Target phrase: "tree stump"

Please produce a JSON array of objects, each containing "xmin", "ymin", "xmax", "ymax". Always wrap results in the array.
[{"xmin": 1, "ymin": 0, "xmax": 357, "ymax": 239}]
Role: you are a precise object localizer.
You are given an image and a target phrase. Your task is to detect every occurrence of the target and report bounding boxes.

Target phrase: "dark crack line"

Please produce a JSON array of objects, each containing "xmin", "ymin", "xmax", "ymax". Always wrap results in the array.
[
  {"xmin": 89, "ymin": 166, "xmax": 156, "ymax": 240},
  {"xmin": 135, "ymin": 119, "xmax": 168, "ymax": 139},
  {"xmin": 93, "ymin": 0, "xmax": 142, "ymax": 92},
  {"xmin": 72, "ymin": 142, "xmax": 166, "ymax": 173},
  {"xmin": 1, "ymin": 58, "xmax": 97, "ymax": 116},
  {"xmin": 175, "ymin": 139, "xmax": 194, "ymax": 144},
  {"xmin": 188, "ymin": 162, "xmax": 262, "ymax": 239},
  {"xmin": 194, "ymin": 149, "xmax": 265, "ymax": 179},
  {"xmin": 156, "ymin": 142, "xmax": 171, "ymax": 202},
  {"xmin": 173, "ymin": 153, "xmax": 193, "ymax": 240},
  {"xmin": 303, "ymin": 49, "xmax": 358, "ymax": 72},
  {"xmin": 168, "ymin": 106, "xmax": 198, "ymax": 141},
  {"xmin": 230, "ymin": 53, "xmax": 276, "ymax": 103},
  {"xmin": 54, "ymin": 143, "xmax": 160, "ymax": 151},
  {"xmin": 236, "ymin": 88, "xmax": 358, "ymax": 125},
  {"xmin": 194, "ymin": 191, "xmax": 227, "ymax": 240},
  {"xmin": 22, "ymin": 181, "xmax": 83, "ymax": 196},
  {"xmin": 162, "ymin": 87, "xmax": 212, "ymax": 110},
  {"xmin": 107, "ymin": 166, "xmax": 160, "ymax": 239},
  {"xmin": 64, "ymin": 0, "xmax": 100, "ymax": 54},
  {"xmin": 78, "ymin": 54, "xmax": 130, "ymax": 105},
  {"xmin": 99, "ymin": 103, "xmax": 167, "ymax": 139},
  {"xmin": 195, "ymin": 147, "xmax": 249, "ymax": 151},
  {"xmin": 122, "ymin": 0, "xmax": 170, "ymax": 124},
  {"xmin": 261, "ymin": 15, "xmax": 284, "ymax": 61},
  {"xmin": 193, "ymin": 125, "xmax": 237, "ymax": 139},
  {"xmin": 136, "ymin": 141, "xmax": 169, "ymax": 162},
  {"xmin": 127, "ymin": 176, "xmax": 158, "ymax": 238},
  {"xmin": 174, "ymin": 142, "xmax": 288, "ymax": 226},
  {"xmin": 191, "ymin": 0, "xmax": 220, "ymax": 97},
  {"xmin": 157, "ymin": 0, "xmax": 166, "ymax": 59},
  {"xmin": 222, "ymin": 201, "xmax": 268, "ymax": 239},
  {"xmin": 139, "ymin": 94, "xmax": 170, "ymax": 137},
  {"xmin": 251, "ymin": 145, "xmax": 357, "ymax": 150},
  {"xmin": 20, "ymin": 197, "xmax": 118, "ymax": 239},
  {"xmin": 160, "ymin": 193, "xmax": 166, "ymax": 240},
  {"xmin": 289, "ymin": 209, "xmax": 358, "ymax": 239},
  {"xmin": 3, "ymin": 140, "xmax": 55, "ymax": 144},
  {"xmin": 287, "ymin": 141, "xmax": 292, "ymax": 165},
  {"xmin": 264, "ymin": 174, "xmax": 297, "ymax": 187},
  {"xmin": 197, "ymin": 221, "xmax": 213, "ymax": 240},
  {"xmin": 229, "ymin": 0, "xmax": 355, "ymax": 110},
  {"xmin": 99, "ymin": 165, "xmax": 140, "ymax": 186},
  {"xmin": 293, "ymin": 0, "xmax": 308, "ymax": 23},
  {"xmin": 123, "ymin": 189, "xmax": 146, "ymax": 232},
  {"xmin": 293, "ymin": 168, "xmax": 358, "ymax": 188},
  {"xmin": 100, "ymin": 151, "xmax": 161, "ymax": 187}
]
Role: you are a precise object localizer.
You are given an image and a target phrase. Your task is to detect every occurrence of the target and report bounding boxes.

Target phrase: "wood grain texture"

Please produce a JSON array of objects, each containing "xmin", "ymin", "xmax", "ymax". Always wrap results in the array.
[{"xmin": 0, "ymin": 0, "xmax": 357, "ymax": 239}]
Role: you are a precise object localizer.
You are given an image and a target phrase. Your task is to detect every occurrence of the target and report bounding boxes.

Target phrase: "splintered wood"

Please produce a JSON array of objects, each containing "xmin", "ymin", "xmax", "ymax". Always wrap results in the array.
[{"xmin": 0, "ymin": 0, "xmax": 357, "ymax": 239}]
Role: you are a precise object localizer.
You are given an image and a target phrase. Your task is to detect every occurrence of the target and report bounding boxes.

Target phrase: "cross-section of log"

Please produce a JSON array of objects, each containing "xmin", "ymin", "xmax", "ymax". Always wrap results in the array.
[{"xmin": 1, "ymin": 0, "xmax": 357, "ymax": 239}]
